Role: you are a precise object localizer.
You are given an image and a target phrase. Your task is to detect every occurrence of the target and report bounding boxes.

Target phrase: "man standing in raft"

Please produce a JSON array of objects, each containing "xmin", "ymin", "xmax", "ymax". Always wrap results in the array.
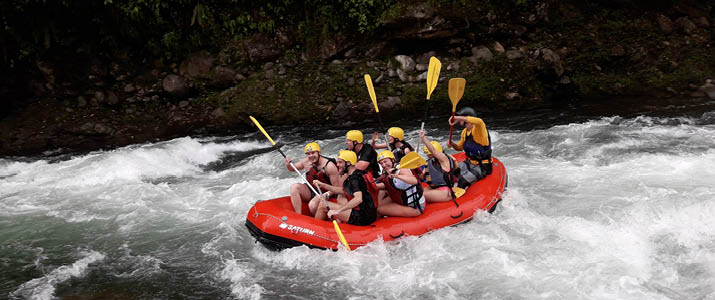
[
  {"xmin": 313, "ymin": 150, "xmax": 379, "ymax": 226},
  {"xmin": 447, "ymin": 107, "xmax": 493, "ymax": 189},
  {"xmin": 284, "ymin": 142, "xmax": 340, "ymax": 215},
  {"xmin": 345, "ymin": 130, "xmax": 380, "ymax": 178}
]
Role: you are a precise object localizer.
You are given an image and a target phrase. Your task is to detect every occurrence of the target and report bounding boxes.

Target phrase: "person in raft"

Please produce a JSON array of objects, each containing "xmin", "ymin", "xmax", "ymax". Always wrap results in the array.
[
  {"xmin": 284, "ymin": 142, "xmax": 340, "ymax": 215},
  {"xmin": 447, "ymin": 107, "xmax": 493, "ymax": 189},
  {"xmin": 345, "ymin": 130, "xmax": 380, "ymax": 178},
  {"xmin": 375, "ymin": 150, "xmax": 425, "ymax": 217},
  {"xmin": 313, "ymin": 150, "xmax": 379, "ymax": 226},
  {"xmin": 370, "ymin": 127, "xmax": 414, "ymax": 162},
  {"xmin": 418, "ymin": 130, "xmax": 460, "ymax": 203}
]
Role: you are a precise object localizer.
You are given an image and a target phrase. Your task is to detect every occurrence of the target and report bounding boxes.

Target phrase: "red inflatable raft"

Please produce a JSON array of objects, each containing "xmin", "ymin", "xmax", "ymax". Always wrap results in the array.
[{"xmin": 245, "ymin": 152, "xmax": 507, "ymax": 251}]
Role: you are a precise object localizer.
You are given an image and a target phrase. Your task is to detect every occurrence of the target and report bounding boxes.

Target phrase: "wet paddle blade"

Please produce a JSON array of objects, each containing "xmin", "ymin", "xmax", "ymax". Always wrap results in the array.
[
  {"xmin": 398, "ymin": 152, "xmax": 427, "ymax": 169},
  {"xmin": 333, "ymin": 220, "xmax": 351, "ymax": 251},
  {"xmin": 249, "ymin": 116, "xmax": 276, "ymax": 146},
  {"xmin": 364, "ymin": 74, "xmax": 379, "ymax": 113},
  {"xmin": 426, "ymin": 57, "xmax": 441, "ymax": 100},
  {"xmin": 452, "ymin": 187, "xmax": 466, "ymax": 198},
  {"xmin": 448, "ymin": 78, "xmax": 466, "ymax": 112}
]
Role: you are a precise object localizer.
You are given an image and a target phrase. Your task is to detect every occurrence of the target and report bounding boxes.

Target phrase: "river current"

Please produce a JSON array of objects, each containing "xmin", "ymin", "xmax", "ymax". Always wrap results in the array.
[{"xmin": 2, "ymin": 98, "xmax": 715, "ymax": 299}]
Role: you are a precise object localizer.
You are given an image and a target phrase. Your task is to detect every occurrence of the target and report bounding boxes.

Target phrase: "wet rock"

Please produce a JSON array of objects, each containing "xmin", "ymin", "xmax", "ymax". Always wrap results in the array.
[
  {"xmin": 163, "ymin": 75, "xmax": 188, "ymax": 96},
  {"xmin": 415, "ymin": 71, "xmax": 428, "ymax": 81},
  {"xmin": 610, "ymin": 45, "xmax": 626, "ymax": 57},
  {"xmin": 493, "ymin": 42, "xmax": 505, "ymax": 53},
  {"xmin": 333, "ymin": 101, "xmax": 352, "ymax": 118},
  {"xmin": 471, "ymin": 46, "xmax": 493, "ymax": 62},
  {"xmin": 77, "ymin": 96, "xmax": 87, "ymax": 107},
  {"xmin": 675, "ymin": 17, "xmax": 697, "ymax": 34},
  {"xmin": 277, "ymin": 66, "xmax": 286, "ymax": 75},
  {"xmin": 123, "ymin": 83, "xmax": 135, "ymax": 93},
  {"xmin": 344, "ymin": 48, "xmax": 356, "ymax": 58},
  {"xmin": 263, "ymin": 62, "xmax": 274, "ymax": 70},
  {"xmin": 535, "ymin": 48, "xmax": 564, "ymax": 77},
  {"xmin": 506, "ymin": 50, "xmax": 522, "ymax": 60},
  {"xmin": 388, "ymin": 69, "xmax": 397, "ymax": 78},
  {"xmin": 320, "ymin": 36, "xmax": 352, "ymax": 60},
  {"xmin": 211, "ymin": 107, "xmax": 226, "ymax": 118},
  {"xmin": 235, "ymin": 73, "xmax": 246, "ymax": 81},
  {"xmin": 380, "ymin": 96, "xmax": 401, "ymax": 110},
  {"xmin": 347, "ymin": 77, "xmax": 355, "ymax": 87},
  {"xmin": 395, "ymin": 55, "xmax": 416, "ymax": 72},
  {"xmin": 375, "ymin": 73, "xmax": 385, "ymax": 84},
  {"xmin": 693, "ymin": 16, "xmax": 710, "ymax": 28},
  {"xmin": 447, "ymin": 62, "xmax": 460, "ymax": 71},
  {"xmin": 656, "ymin": 14, "xmax": 673, "ymax": 33},
  {"xmin": 698, "ymin": 83, "xmax": 715, "ymax": 99},
  {"xmin": 244, "ymin": 34, "xmax": 282, "ymax": 63},
  {"xmin": 396, "ymin": 69, "xmax": 408, "ymax": 82},
  {"xmin": 179, "ymin": 52, "xmax": 215, "ymax": 79},
  {"xmin": 331, "ymin": 59, "xmax": 343, "ymax": 64},
  {"xmin": 505, "ymin": 92, "xmax": 520, "ymax": 100},
  {"xmin": 415, "ymin": 64, "xmax": 428, "ymax": 71},
  {"xmin": 179, "ymin": 100, "xmax": 189, "ymax": 108},
  {"xmin": 213, "ymin": 66, "xmax": 236, "ymax": 87},
  {"xmin": 107, "ymin": 91, "xmax": 119, "ymax": 105}
]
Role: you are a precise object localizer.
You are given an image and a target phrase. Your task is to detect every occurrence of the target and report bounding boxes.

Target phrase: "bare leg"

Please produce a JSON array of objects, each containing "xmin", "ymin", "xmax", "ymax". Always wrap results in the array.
[
  {"xmin": 424, "ymin": 188, "xmax": 453, "ymax": 203},
  {"xmin": 289, "ymin": 183, "xmax": 312, "ymax": 214},
  {"xmin": 378, "ymin": 203, "xmax": 421, "ymax": 217}
]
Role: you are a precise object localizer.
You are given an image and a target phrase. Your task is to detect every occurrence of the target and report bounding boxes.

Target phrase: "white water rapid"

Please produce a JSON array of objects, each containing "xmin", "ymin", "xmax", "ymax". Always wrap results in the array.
[{"xmin": 2, "ymin": 108, "xmax": 715, "ymax": 299}]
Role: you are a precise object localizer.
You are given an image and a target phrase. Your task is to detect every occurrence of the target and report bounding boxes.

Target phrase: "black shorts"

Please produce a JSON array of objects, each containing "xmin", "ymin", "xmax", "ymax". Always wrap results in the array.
[
  {"xmin": 303, "ymin": 183, "xmax": 317, "ymax": 198},
  {"xmin": 347, "ymin": 208, "xmax": 377, "ymax": 226}
]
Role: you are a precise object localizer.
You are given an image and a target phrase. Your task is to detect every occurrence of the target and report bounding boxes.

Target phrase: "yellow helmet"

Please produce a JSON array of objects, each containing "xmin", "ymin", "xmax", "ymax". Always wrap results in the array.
[
  {"xmin": 337, "ymin": 150, "xmax": 357, "ymax": 165},
  {"xmin": 424, "ymin": 141, "xmax": 443, "ymax": 155},
  {"xmin": 387, "ymin": 127, "xmax": 404, "ymax": 141},
  {"xmin": 346, "ymin": 130, "xmax": 363, "ymax": 143},
  {"xmin": 304, "ymin": 142, "xmax": 321, "ymax": 154},
  {"xmin": 377, "ymin": 150, "xmax": 395, "ymax": 162}
]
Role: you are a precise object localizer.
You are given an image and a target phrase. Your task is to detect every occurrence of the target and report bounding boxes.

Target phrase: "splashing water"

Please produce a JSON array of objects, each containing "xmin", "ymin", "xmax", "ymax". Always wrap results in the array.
[{"xmin": 2, "ymin": 108, "xmax": 715, "ymax": 299}]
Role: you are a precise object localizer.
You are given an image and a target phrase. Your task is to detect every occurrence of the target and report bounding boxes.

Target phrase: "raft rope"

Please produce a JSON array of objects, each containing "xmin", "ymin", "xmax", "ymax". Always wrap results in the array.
[{"xmin": 251, "ymin": 206, "xmax": 362, "ymax": 248}]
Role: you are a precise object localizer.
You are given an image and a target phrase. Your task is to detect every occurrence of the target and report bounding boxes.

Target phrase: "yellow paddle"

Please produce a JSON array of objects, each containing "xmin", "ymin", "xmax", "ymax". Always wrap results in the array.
[
  {"xmin": 448, "ymin": 78, "xmax": 466, "ymax": 145},
  {"xmin": 416, "ymin": 57, "xmax": 442, "ymax": 155},
  {"xmin": 249, "ymin": 116, "xmax": 351, "ymax": 251},
  {"xmin": 452, "ymin": 187, "xmax": 466, "ymax": 198},
  {"xmin": 398, "ymin": 152, "xmax": 427, "ymax": 170},
  {"xmin": 364, "ymin": 74, "xmax": 391, "ymax": 150}
]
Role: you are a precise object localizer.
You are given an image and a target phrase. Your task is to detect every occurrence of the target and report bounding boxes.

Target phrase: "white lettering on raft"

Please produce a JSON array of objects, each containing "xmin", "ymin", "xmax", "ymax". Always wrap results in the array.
[{"xmin": 279, "ymin": 223, "xmax": 315, "ymax": 235}]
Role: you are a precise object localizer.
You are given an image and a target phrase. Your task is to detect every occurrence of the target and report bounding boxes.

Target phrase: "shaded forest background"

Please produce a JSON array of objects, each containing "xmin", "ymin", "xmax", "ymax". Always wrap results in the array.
[{"xmin": 1, "ymin": 0, "xmax": 714, "ymax": 156}]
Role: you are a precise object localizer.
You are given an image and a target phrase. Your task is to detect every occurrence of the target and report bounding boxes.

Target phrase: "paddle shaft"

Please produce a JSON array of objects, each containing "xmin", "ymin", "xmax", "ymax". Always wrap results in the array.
[
  {"xmin": 448, "ymin": 112, "xmax": 456, "ymax": 145},
  {"xmin": 376, "ymin": 113, "xmax": 392, "ymax": 151}
]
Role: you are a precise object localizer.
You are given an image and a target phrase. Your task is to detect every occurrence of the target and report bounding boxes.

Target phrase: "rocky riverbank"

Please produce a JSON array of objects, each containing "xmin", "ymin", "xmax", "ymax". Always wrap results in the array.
[{"xmin": 2, "ymin": 1, "xmax": 715, "ymax": 157}]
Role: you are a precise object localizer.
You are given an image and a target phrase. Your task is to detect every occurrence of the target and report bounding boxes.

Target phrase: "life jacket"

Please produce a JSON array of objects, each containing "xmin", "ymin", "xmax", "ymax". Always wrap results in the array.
[
  {"xmin": 379, "ymin": 171, "xmax": 424, "ymax": 213},
  {"xmin": 305, "ymin": 156, "xmax": 336, "ymax": 190},
  {"xmin": 425, "ymin": 156, "xmax": 458, "ymax": 190},
  {"xmin": 464, "ymin": 133, "xmax": 493, "ymax": 175},
  {"xmin": 357, "ymin": 144, "xmax": 380, "ymax": 178},
  {"xmin": 343, "ymin": 170, "xmax": 379, "ymax": 211},
  {"xmin": 390, "ymin": 141, "xmax": 414, "ymax": 162}
]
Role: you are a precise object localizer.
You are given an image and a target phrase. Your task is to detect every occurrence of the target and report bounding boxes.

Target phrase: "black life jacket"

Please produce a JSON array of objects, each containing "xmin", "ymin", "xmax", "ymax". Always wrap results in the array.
[
  {"xmin": 390, "ymin": 141, "xmax": 414, "ymax": 162},
  {"xmin": 343, "ymin": 170, "xmax": 379, "ymax": 211},
  {"xmin": 379, "ymin": 170, "xmax": 424, "ymax": 213},
  {"xmin": 306, "ymin": 156, "xmax": 336, "ymax": 190},
  {"xmin": 464, "ymin": 133, "xmax": 493, "ymax": 175},
  {"xmin": 464, "ymin": 132, "xmax": 492, "ymax": 162}
]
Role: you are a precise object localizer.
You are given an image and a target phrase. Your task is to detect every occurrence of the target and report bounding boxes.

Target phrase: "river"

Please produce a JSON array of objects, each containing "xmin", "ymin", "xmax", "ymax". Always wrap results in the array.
[{"xmin": 2, "ymin": 98, "xmax": 715, "ymax": 299}]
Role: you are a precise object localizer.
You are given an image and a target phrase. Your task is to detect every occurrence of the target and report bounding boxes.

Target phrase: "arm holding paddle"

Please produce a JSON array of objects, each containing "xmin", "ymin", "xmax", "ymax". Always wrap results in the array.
[
  {"xmin": 284, "ymin": 156, "xmax": 307, "ymax": 172},
  {"xmin": 371, "ymin": 132, "xmax": 389, "ymax": 150}
]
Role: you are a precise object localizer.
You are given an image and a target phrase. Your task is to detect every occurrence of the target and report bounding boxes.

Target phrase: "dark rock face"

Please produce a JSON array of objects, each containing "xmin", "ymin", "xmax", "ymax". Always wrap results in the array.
[
  {"xmin": 162, "ymin": 75, "xmax": 188, "ymax": 96},
  {"xmin": 243, "ymin": 34, "xmax": 282, "ymax": 63}
]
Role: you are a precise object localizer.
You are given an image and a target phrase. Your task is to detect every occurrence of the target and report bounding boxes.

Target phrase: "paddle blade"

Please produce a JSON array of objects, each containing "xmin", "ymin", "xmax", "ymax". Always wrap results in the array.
[
  {"xmin": 448, "ymin": 78, "xmax": 466, "ymax": 112},
  {"xmin": 249, "ymin": 116, "xmax": 276, "ymax": 146},
  {"xmin": 364, "ymin": 74, "xmax": 379, "ymax": 113},
  {"xmin": 398, "ymin": 152, "xmax": 427, "ymax": 169},
  {"xmin": 452, "ymin": 187, "xmax": 466, "ymax": 198},
  {"xmin": 333, "ymin": 220, "xmax": 351, "ymax": 251},
  {"xmin": 426, "ymin": 57, "xmax": 442, "ymax": 100}
]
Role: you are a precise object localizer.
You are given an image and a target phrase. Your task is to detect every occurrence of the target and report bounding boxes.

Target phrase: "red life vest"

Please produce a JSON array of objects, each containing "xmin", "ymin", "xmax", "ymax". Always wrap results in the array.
[
  {"xmin": 305, "ymin": 156, "xmax": 336, "ymax": 190},
  {"xmin": 379, "ymin": 171, "xmax": 423, "ymax": 209}
]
